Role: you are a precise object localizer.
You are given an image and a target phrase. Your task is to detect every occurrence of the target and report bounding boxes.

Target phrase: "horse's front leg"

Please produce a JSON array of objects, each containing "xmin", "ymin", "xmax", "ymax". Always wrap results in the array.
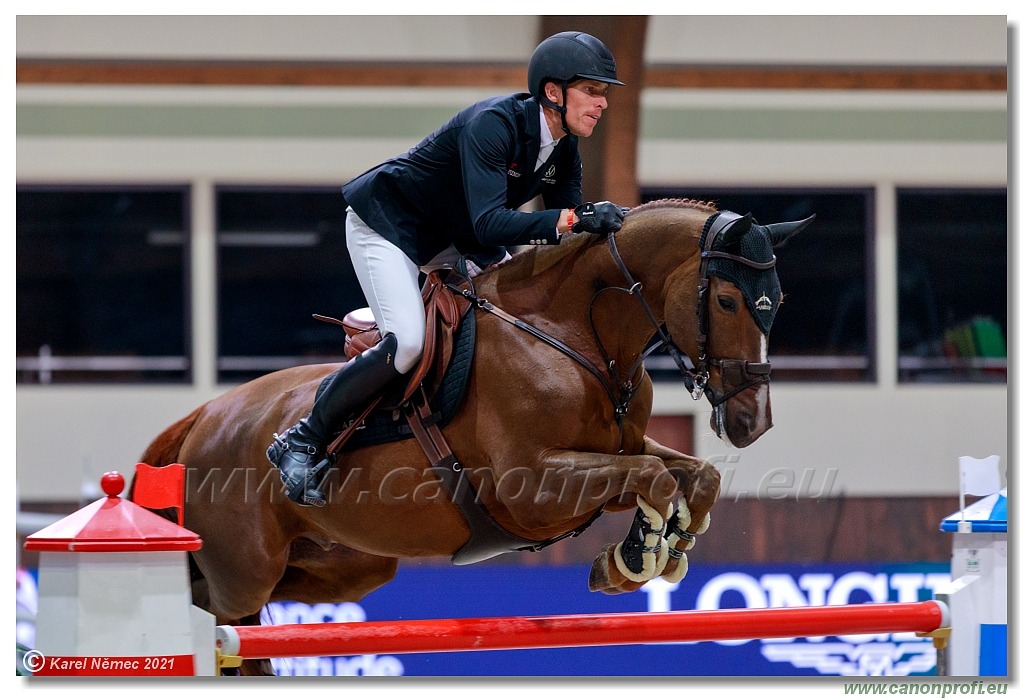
[
  {"xmin": 642, "ymin": 436, "xmax": 721, "ymax": 584},
  {"xmin": 492, "ymin": 450, "xmax": 678, "ymax": 589},
  {"xmin": 587, "ymin": 436, "xmax": 721, "ymax": 594}
]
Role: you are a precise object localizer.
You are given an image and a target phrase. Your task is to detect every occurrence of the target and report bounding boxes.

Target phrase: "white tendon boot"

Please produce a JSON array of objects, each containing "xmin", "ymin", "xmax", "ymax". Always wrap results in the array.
[{"xmin": 661, "ymin": 497, "xmax": 711, "ymax": 584}]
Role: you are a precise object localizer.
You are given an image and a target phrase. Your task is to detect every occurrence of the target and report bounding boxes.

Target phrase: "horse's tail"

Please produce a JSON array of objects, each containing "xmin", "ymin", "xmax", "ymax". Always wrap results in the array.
[
  {"xmin": 128, "ymin": 404, "xmax": 205, "ymax": 493},
  {"xmin": 126, "ymin": 403, "xmax": 206, "ymax": 509}
]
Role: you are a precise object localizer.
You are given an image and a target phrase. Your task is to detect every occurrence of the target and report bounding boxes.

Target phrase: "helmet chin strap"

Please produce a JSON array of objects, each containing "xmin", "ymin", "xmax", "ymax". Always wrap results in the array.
[{"xmin": 539, "ymin": 81, "xmax": 575, "ymax": 137}]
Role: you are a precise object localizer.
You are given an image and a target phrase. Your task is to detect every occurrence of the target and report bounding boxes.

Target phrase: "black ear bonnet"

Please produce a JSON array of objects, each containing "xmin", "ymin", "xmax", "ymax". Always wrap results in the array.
[{"xmin": 700, "ymin": 212, "xmax": 781, "ymax": 335}]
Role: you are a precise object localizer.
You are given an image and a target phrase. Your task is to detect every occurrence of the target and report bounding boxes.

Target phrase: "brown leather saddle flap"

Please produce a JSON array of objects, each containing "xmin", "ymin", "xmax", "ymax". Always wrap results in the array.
[{"xmin": 313, "ymin": 269, "xmax": 471, "ymax": 406}]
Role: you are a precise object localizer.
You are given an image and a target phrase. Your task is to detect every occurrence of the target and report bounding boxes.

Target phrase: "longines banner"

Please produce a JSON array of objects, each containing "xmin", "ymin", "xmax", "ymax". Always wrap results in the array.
[{"xmin": 17, "ymin": 562, "xmax": 950, "ymax": 677}]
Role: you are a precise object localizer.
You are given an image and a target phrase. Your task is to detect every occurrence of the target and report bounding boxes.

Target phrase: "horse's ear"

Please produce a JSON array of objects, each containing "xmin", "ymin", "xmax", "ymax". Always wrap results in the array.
[
  {"xmin": 765, "ymin": 214, "xmax": 815, "ymax": 249},
  {"xmin": 717, "ymin": 212, "xmax": 753, "ymax": 248}
]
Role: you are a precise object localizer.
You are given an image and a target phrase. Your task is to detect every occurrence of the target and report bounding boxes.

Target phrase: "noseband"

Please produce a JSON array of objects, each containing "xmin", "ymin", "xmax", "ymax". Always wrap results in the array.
[{"xmin": 599, "ymin": 211, "xmax": 776, "ymax": 409}]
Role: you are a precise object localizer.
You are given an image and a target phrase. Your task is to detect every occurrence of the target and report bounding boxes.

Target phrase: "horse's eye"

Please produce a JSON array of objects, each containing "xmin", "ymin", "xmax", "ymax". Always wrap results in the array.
[{"xmin": 718, "ymin": 296, "xmax": 737, "ymax": 312}]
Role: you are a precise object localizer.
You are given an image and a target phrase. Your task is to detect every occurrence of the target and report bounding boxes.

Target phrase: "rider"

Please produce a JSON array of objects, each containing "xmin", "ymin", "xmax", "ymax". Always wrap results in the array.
[{"xmin": 268, "ymin": 31, "xmax": 630, "ymax": 506}]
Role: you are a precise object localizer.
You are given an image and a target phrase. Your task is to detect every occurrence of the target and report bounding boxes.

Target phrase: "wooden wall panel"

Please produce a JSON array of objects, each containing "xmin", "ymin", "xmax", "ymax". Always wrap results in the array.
[
  {"xmin": 17, "ymin": 60, "xmax": 1006, "ymax": 92},
  {"xmin": 17, "ymin": 495, "xmax": 963, "ymax": 570},
  {"xmin": 407, "ymin": 495, "xmax": 964, "ymax": 568}
]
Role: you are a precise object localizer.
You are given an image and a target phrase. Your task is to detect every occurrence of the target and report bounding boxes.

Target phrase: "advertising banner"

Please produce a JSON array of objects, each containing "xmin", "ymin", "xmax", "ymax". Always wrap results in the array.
[{"xmin": 255, "ymin": 562, "xmax": 951, "ymax": 677}]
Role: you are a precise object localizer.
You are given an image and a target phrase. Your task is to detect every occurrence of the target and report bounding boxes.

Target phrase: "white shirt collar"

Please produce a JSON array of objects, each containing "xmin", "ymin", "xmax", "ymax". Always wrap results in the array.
[{"xmin": 539, "ymin": 108, "xmax": 560, "ymax": 150}]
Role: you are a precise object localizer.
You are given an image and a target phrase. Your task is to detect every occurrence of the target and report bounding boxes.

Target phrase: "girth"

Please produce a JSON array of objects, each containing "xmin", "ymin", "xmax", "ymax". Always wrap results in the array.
[{"xmin": 403, "ymin": 386, "xmax": 603, "ymax": 565}]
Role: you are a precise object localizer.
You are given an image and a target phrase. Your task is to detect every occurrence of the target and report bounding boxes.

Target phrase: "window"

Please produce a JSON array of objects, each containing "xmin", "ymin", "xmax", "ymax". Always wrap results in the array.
[
  {"xmin": 16, "ymin": 186, "xmax": 189, "ymax": 384},
  {"xmin": 216, "ymin": 187, "xmax": 365, "ymax": 384},
  {"xmin": 642, "ymin": 188, "xmax": 873, "ymax": 382},
  {"xmin": 897, "ymin": 189, "xmax": 1007, "ymax": 383}
]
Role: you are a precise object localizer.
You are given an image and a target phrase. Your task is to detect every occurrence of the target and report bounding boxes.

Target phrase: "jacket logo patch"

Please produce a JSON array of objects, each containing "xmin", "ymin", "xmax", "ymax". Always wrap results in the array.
[
  {"xmin": 541, "ymin": 164, "xmax": 557, "ymax": 184},
  {"xmin": 508, "ymin": 163, "xmax": 522, "ymax": 178}
]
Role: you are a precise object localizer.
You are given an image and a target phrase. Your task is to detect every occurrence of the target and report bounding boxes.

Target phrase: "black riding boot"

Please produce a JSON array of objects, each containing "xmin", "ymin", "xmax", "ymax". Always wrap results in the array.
[{"xmin": 268, "ymin": 333, "xmax": 401, "ymax": 506}]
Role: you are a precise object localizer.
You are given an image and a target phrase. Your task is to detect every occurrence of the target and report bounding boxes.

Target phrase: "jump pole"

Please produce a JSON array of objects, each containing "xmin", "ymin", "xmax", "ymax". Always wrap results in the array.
[{"xmin": 216, "ymin": 600, "xmax": 949, "ymax": 662}]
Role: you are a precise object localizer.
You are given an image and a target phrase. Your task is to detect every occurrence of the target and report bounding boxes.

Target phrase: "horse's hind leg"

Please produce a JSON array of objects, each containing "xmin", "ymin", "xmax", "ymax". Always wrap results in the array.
[
  {"xmin": 185, "ymin": 558, "xmax": 275, "ymax": 676},
  {"xmin": 271, "ymin": 540, "xmax": 399, "ymax": 606},
  {"xmin": 213, "ymin": 544, "xmax": 396, "ymax": 676},
  {"xmin": 189, "ymin": 514, "xmax": 292, "ymax": 624}
]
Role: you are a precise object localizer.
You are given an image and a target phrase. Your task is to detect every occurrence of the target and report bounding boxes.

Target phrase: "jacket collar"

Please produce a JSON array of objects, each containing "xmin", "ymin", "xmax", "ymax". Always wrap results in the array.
[{"xmin": 523, "ymin": 96, "xmax": 541, "ymax": 170}]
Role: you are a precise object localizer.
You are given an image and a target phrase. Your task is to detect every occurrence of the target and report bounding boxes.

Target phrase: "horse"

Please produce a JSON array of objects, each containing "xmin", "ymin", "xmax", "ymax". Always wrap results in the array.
[{"xmin": 135, "ymin": 198, "xmax": 812, "ymax": 674}]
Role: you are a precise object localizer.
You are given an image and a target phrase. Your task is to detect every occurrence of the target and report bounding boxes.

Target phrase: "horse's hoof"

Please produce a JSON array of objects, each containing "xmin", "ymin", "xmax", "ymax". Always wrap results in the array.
[
  {"xmin": 661, "ymin": 551, "xmax": 689, "ymax": 584},
  {"xmin": 588, "ymin": 544, "xmax": 623, "ymax": 594}
]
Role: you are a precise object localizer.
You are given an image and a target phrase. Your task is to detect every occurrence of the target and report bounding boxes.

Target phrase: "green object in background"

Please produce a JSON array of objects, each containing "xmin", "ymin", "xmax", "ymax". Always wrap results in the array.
[
  {"xmin": 944, "ymin": 316, "xmax": 1006, "ymax": 358},
  {"xmin": 972, "ymin": 316, "xmax": 1006, "ymax": 358},
  {"xmin": 16, "ymin": 643, "xmax": 32, "ymax": 676}
]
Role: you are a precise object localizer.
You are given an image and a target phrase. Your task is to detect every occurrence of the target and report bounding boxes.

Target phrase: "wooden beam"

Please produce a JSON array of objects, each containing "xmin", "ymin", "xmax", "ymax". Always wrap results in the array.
[
  {"xmin": 17, "ymin": 59, "xmax": 1005, "ymax": 92},
  {"xmin": 16, "ymin": 59, "xmax": 526, "ymax": 88},
  {"xmin": 645, "ymin": 64, "xmax": 1007, "ymax": 91}
]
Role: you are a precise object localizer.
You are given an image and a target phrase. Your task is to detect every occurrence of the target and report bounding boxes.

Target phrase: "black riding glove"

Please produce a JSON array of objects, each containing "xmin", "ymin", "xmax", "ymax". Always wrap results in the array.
[{"xmin": 572, "ymin": 201, "xmax": 626, "ymax": 236}]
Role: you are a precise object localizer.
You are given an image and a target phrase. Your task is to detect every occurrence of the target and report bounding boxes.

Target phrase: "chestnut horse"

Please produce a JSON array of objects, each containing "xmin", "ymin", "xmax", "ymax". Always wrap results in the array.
[{"xmin": 136, "ymin": 198, "xmax": 811, "ymax": 673}]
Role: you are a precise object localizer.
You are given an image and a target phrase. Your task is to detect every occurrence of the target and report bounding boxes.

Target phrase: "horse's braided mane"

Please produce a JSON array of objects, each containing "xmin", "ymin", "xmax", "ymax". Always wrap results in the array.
[
  {"xmin": 626, "ymin": 198, "xmax": 718, "ymax": 216},
  {"xmin": 487, "ymin": 198, "xmax": 718, "ymax": 272}
]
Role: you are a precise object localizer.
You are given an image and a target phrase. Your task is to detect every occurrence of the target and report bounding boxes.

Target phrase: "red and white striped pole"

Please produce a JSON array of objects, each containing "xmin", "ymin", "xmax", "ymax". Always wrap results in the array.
[{"xmin": 216, "ymin": 600, "xmax": 949, "ymax": 660}]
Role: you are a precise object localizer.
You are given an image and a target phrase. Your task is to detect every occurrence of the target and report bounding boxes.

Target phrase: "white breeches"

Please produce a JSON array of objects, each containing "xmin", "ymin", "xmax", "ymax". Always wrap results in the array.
[{"xmin": 346, "ymin": 207, "xmax": 463, "ymax": 374}]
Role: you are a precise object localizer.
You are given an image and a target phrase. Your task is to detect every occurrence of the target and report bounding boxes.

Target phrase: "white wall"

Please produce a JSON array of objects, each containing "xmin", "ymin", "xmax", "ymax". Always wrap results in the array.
[
  {"xmin": 645, "ymin": 15, "xmax": 1006, "ymax": 65},
  {"xmin": 15, "ymin": 16, "xmax": 1009, "ymax": 502},
  {"xmin": 16, "ymin": 15, "xmax": 1007, "ymax": 65},
  {"xmin": 15, "ymin": 15, "xmax": 541, "ymax": 61}
]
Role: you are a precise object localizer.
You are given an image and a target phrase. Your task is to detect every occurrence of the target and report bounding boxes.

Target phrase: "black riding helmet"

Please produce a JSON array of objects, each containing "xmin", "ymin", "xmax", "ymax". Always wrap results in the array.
[{"xmin": 528, "ymin": 31, "xmax": 624, "ymax": 136}]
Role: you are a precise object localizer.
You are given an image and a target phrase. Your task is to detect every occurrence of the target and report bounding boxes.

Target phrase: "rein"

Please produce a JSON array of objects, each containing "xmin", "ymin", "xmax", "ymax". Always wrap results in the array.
[
  {"xmin": 448, "ymin": 283, "xmax": 630, "ymax": 427},
  {"xmin": 448, "ymin": 213, "xmax": 777, "ymax": 440}
]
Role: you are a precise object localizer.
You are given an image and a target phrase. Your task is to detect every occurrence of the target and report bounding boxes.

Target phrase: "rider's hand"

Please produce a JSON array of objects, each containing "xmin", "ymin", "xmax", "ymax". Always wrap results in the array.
[{"xmin": 572, "ymin": 201, "xmax": 627, "ymax": 236}]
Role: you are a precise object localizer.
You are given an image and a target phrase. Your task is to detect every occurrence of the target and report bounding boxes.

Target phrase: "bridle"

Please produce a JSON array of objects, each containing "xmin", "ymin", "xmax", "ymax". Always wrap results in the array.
[
  {"xmin": 450, "ymin": 210, "xmax": 777, "ymax": 440},
  {"xmin": 687, "ymin": 211, "xmax": 777, "ymax": 405},
  {"xmin": 592, "ymin": 210, "xmax": 776, "ymax": 412}
]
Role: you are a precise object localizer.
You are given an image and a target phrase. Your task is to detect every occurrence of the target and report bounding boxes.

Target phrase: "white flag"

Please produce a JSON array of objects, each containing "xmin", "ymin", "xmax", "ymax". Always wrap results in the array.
[{"xmin": 959, "ymin": 455, "xmax": 1002, "ymax": 497}]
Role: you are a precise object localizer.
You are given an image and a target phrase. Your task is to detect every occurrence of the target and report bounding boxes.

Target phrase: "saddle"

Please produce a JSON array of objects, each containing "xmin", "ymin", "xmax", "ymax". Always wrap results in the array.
[
  {"xmin": 346, "ymin": 270, "xmax": 467, "ymax": 405},
  {"xmin": 312, "ymin": 265, "xmax": 597, "ymax": 565},
  {"xmin": 312, "ymin": 268, "xmax": 472, "ymax": 456}
]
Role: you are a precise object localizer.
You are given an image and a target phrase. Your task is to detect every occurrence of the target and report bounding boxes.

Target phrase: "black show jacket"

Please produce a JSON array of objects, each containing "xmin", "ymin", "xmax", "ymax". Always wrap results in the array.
[{"xmin": 342, "ymin": 93, "xmax": 582, "ymax": 266}]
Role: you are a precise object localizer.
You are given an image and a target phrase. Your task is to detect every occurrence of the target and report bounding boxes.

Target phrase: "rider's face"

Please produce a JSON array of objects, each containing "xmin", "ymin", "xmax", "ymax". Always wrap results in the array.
[{"xmin": 545, "ymin": 79, "xmax": 610, "ymax": 138}]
